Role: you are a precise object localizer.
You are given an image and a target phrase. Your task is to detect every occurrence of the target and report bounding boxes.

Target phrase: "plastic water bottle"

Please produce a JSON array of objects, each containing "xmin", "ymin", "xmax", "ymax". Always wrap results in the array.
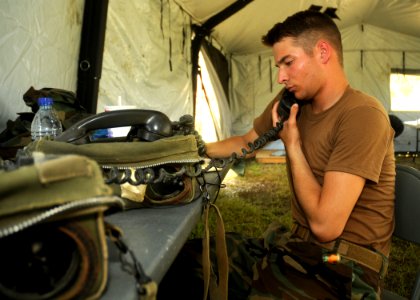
[{"xmin": 30, "ymin": 97, "xmax": 63, "ymax": 141}]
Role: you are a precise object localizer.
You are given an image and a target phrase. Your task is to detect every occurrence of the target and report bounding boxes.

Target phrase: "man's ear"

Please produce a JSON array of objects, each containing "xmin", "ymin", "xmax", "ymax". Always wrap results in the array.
[{"xmin": 317, "ymin": 40, "xmax": 331, "ymax": 64}]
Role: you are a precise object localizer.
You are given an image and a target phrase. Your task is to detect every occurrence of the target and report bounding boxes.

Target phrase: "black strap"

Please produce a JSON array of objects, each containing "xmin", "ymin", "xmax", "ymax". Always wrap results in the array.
[{"xmin": 105, "ymin": 223, "xmax": 157, "ymax": 298}]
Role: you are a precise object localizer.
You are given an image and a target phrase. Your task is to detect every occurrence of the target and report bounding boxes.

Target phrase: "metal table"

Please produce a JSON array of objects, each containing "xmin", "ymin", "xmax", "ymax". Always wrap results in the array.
[{"xmin": 102, "ymin": 167, "xmax": 229, "ymax": 299}]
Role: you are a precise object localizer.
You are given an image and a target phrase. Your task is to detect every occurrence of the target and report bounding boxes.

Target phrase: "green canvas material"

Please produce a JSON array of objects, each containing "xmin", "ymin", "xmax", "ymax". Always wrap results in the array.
[
  {"xmin": 0, "ymin": 155, "xmax": 119, "ymax": 300},
  {"xmin": 0, "ymin": 155, "xmax": 113, "ymax": 220},
  {"xmin": 24, "ymin": 135, "xmax": 202, "ymax": 207},
  {"xmin": 25, "ymin": 134, "xmax": 201, "ymax": 168}
]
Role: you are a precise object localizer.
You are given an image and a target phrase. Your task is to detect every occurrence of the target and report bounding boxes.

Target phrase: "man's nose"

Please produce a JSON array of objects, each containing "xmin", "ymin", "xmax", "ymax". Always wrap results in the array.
[{"xmin": 277, "ymin": 68, "xmax": 288, "ymax": 84}]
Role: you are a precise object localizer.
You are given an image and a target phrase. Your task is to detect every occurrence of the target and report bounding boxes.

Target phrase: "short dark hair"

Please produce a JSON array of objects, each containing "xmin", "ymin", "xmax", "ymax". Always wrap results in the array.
[{"xmin": 262, "ymin": 10, "xmax": 343, "ymax": 65}]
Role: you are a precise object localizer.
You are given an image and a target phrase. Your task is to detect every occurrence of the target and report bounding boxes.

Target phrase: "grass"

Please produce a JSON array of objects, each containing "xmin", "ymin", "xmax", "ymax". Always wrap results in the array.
[{"xmin": 191, "ymin": 154, "xmax": 420, "ymax": 298}]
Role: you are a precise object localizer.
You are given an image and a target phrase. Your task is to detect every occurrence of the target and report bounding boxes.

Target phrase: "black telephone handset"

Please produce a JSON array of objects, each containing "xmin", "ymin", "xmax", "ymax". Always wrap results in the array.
[
  {"xmin": 55, "ymin": 109, "xmax": 173, "ymax": 144},
  {"xmin": 276, "ymin": 89, "xmax": 303, "ymax": 124},
  {"xmin": 223, "ymin": 89, "xmax": 306, "ymax": 161}
]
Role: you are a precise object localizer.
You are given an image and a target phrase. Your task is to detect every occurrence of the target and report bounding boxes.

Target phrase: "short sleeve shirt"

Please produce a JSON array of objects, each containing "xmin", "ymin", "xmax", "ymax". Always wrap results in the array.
[{"xmin": 254, "ymin": 86, "xmax": 395, "ymax": 256}]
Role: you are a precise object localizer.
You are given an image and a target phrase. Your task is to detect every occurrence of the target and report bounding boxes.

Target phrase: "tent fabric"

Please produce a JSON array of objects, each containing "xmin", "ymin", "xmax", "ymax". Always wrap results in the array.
[
  {"xmin": 174, "ymin": 0, "xmax": 420, "ymax": 54},
  {"xmin": 98, "ymin": 0, "xmax": 193, "ymax": 120},
  {"xmin": 199, "ymin": 47, "xmax": 232, "ymax": 141},
  {"xmin": 0, "ymin": 0, "xmax": 84, "ymax": 134},
  {"xmin": 202, "ymin": 42, "xmax": 230, "ymax": 105}
]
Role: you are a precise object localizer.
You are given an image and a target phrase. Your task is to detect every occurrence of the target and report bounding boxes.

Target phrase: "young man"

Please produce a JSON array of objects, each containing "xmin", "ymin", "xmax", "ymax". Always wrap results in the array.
[{"xmin": 160, "ymin": 10, "xmax": 395, "ymax": 299}]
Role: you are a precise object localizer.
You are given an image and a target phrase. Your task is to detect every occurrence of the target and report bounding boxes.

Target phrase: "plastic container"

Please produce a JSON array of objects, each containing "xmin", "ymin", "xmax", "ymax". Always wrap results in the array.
[{"xmin": 30, "ymin": 97, "xmax": 63, "ymax": 141}]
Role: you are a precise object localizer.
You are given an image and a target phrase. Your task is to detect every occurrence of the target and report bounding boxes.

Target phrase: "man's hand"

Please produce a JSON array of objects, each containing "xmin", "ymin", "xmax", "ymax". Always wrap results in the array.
[{"xmin": 272, "ymin": 102, "xmax": 301, "ymax": 150}]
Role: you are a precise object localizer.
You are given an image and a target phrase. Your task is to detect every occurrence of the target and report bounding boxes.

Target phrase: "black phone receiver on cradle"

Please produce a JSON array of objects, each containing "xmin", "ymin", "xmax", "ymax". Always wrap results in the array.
[{"xmin": 55, "ymin": 109, "xmax": 173, "ymax": 145}]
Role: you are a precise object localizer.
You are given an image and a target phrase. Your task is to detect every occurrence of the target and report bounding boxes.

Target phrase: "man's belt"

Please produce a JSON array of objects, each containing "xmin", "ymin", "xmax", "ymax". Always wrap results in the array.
[{"xmin": 290, "ymin": 223, "xmax": 388, "ymax": 277}]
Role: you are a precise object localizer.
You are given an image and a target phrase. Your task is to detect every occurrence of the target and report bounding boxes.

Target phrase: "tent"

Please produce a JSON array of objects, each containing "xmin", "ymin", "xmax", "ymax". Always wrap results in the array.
[{"xmin": 1, "ymin": 0, "xmax": 420, "ymax": 152}]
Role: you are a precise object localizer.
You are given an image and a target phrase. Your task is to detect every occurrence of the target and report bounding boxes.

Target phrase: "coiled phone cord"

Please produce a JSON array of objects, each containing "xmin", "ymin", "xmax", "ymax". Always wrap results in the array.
[{"xmin": 203, "ymin": 121, "xmax": 284, "ymax": 171}]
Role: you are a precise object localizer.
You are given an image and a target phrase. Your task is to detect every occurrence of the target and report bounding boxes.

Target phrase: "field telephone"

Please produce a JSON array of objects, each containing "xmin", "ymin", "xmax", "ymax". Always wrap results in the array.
[
  {"xmin": 44, "ymin": 110, "xmax": 201, "ymax": 203},
  {"xmin": 55, "ymin": 109, "xmax": 173, "ymax": 144}
]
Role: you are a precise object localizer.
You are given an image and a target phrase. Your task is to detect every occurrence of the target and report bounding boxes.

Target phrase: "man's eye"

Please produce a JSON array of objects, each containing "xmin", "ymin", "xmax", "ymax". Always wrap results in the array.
[{"xmin": 285, "ymin": 60, "xmax": 293, "ymax": 66}]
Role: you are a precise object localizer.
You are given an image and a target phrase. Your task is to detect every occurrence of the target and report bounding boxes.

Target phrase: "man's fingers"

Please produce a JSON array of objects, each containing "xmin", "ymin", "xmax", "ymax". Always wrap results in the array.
[
  {"xmin": 272, "ymin": 101, "xmax": 280, "ymax": 126},
  {"xmin": 288, "ymin": 103, "xmax": 299, "ymax": 122}
]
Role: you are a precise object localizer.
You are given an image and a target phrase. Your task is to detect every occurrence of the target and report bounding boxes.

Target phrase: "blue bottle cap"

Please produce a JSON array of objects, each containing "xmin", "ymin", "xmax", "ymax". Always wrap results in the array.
[{"xmin": 38, "ymin": 97, "xmax": 53, "ymax": 106}]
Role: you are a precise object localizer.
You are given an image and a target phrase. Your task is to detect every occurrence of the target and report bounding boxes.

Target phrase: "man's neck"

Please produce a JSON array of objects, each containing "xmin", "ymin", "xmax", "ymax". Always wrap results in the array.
[{"xmin": 311, "ymin": 77, "xmax": 348, "ymax": 114}]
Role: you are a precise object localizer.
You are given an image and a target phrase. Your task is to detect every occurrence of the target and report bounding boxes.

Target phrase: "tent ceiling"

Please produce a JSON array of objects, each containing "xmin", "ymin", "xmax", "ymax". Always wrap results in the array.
[{"xmin": 174, "ymin": 0, "xmax": 420, "ymax": 55}]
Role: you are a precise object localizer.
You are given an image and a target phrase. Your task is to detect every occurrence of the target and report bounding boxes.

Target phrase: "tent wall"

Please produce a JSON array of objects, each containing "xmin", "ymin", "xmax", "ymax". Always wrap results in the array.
[
  {"xmin": 97, "ymin": 0, "xmax": 193, "ymax": 120},
  {"xmin": 228, "ymin": 53, "xmax": 279, "ymax": 136},
  {"xmin": 342, "ymin": 24, "xmax": 420, "ymax": 152},
  {"xmin": 0, "ymin": 0, "xmax": 196, "ymax": 134},
  {"xmin": 198, "ymin": 47, "xmax": 232, "ymax": 141},
  {"xmin": 0, "ymin": 0, "xmax": 84, "ymax": 133},
  {"xmin": 228, "ymin": 24, "xmax": 420, "ymax": 152}
]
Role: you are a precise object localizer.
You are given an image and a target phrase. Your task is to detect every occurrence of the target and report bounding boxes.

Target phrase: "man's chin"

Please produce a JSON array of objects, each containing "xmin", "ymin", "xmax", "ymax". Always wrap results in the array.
[
  {"xmin": 290, "ymin": 90, "xmax": 301, "ymax": 99},
  {"xmin": 293, "ymin": 91, "xmax": 311, "ymax": 101}
]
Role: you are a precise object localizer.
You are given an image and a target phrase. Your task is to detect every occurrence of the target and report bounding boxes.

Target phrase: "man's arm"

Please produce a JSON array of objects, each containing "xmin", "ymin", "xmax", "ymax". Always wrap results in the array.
[
  {"xmin": 273, "ymin": 103, "xmax": 365, "ymax": 242},
  {"xmin": 205, "ymin": 129, "xmax": 259, "ymax": 159}
]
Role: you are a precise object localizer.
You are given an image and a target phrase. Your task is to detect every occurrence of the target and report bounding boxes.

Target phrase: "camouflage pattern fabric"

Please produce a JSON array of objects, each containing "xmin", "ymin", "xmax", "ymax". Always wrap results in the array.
[
  {"xmin": 249, "ymin": 223, "xmax": 379, "ymax": 300},
  {"xmin": 159, "ymin": 223, "xmax": 381, "ymax": 300}
]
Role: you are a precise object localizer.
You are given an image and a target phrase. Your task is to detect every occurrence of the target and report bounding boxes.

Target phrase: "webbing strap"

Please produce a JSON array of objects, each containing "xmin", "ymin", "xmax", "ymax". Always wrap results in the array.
[
  {"xmin": 291, "ymin": 223, "xmax": 388, "ymax": 277},
  {"xmin": 202, "ymin": 203, "xmax": 228, "ymax": 300},
  {"xmin": 106, "ymin": 223, "xmax": 157, "ymax": 300},
  {"xmin": 202, "ymin": 205, "xmax": 211, "ymax": 300}
]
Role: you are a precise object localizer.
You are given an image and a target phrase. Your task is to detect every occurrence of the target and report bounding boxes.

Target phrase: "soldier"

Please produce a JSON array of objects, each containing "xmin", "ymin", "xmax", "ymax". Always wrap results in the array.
[{"xmin": 160, "ymin": 10, "xmax": 395, "ymax": 299}]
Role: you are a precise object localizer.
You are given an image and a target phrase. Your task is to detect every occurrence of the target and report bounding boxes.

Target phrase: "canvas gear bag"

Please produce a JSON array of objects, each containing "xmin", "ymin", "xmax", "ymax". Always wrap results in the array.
[
  {"xmin": 20, "ymin": 109, "xmax": 207, "ymax": 208},
  {"xmin": 0, "ymin": 154, "xmax": 157, "ymax": 300},
  {"xmin": 24, "ymin": 134, "xmax": 204, "ymax": 208}
]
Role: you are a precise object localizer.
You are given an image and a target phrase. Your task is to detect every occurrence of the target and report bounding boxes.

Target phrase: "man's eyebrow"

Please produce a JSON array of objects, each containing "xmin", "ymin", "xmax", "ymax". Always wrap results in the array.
[{"xmin": 275, "ymin": 55, "xmax": 289, "ymax": 67}]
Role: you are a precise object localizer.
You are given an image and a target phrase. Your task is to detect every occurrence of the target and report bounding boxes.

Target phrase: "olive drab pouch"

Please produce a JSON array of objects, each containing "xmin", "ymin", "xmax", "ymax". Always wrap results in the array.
[
  {"xmin": 0, "ymin": 154, "xmax": 124, "ymax": 300},
  {"xmin": 23, "ymin": 86, "xmax": 89, "ymax": 126},
  {"xmin": 0, "ymin": 86, "xmax": 90, "ymax": 160},
  {"xmin": 24, "ymin": 134, "xmax": 203, "ymax": 209}
]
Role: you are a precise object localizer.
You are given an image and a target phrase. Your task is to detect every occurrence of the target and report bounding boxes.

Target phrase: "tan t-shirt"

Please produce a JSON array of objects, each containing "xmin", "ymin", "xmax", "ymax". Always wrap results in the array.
[{"xmin": 254, "ymin": 86, "xmax": 395, "ymax": 256}]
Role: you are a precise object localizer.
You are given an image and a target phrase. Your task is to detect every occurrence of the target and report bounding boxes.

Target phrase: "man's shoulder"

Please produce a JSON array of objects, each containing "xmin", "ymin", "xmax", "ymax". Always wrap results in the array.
[
  {"xmin": 346, "ymin": 87, "xmax": 384, "ymax": 107},
  {"xmin": 342, "ymin": 87, "xmax": 388, "ymax": 115}
]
